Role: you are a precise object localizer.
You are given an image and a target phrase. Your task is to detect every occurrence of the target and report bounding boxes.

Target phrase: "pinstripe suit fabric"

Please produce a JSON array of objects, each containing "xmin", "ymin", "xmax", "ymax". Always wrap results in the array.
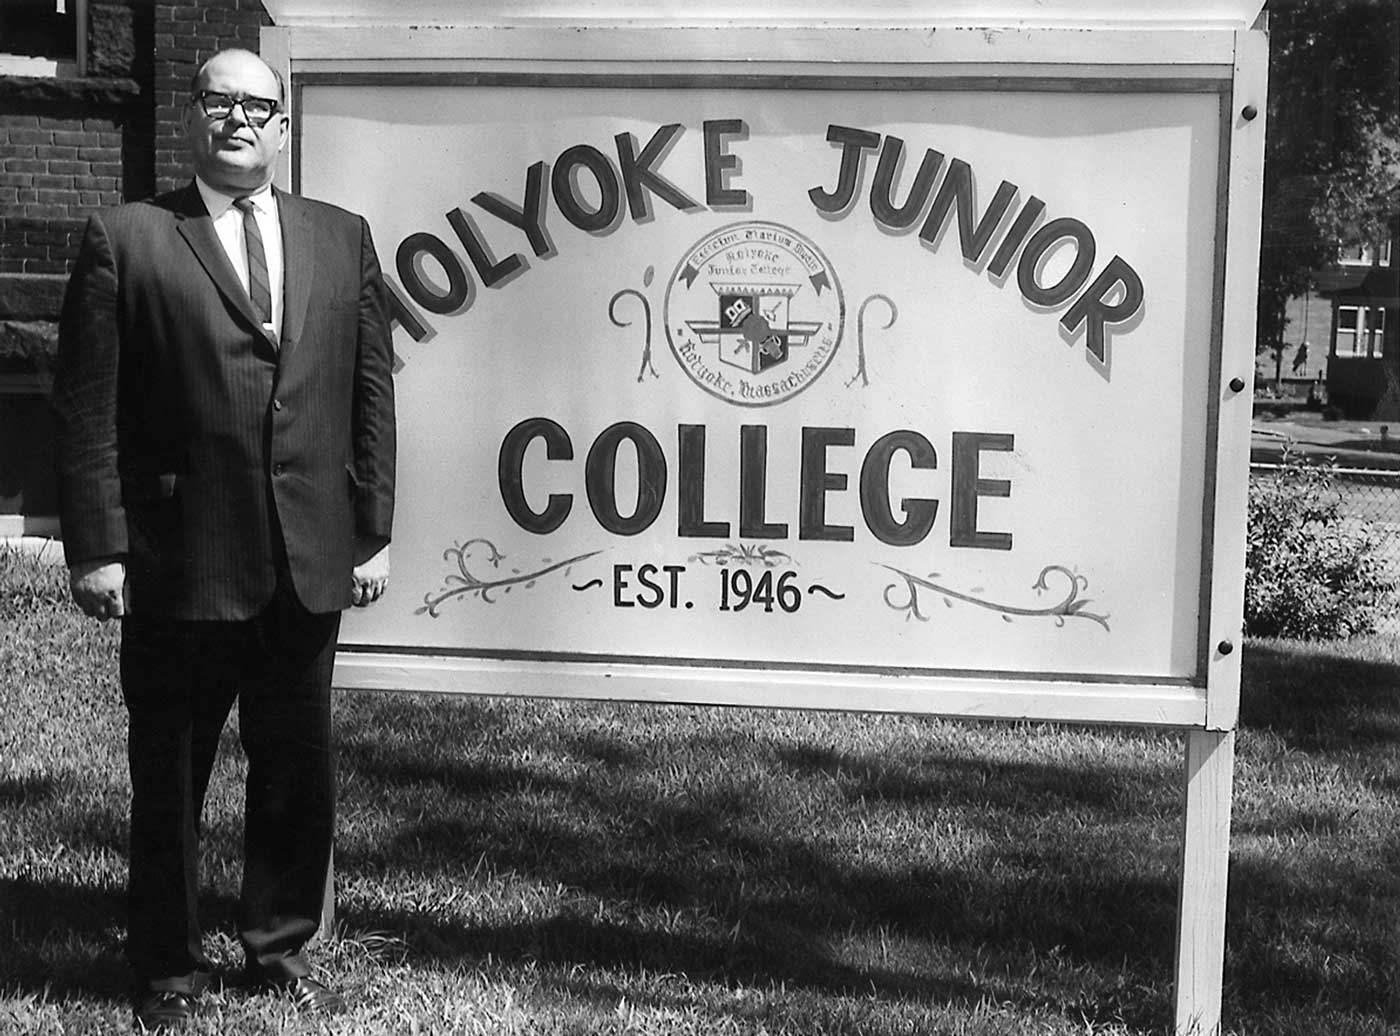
[{"xmin": 52, "ymin": 183, "xmax": 396, "ymax": 620}]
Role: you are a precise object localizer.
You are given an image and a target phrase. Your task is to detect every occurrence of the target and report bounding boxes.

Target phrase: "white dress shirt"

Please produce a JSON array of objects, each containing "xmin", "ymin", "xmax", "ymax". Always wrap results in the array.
[{"xmin": 195, "ymin": 177, "xmax": 284, "ymax": 340}]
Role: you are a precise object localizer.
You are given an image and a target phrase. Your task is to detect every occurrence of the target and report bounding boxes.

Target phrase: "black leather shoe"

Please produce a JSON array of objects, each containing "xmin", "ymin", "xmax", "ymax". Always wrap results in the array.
[
  {"xmin": 285, "ymin": 975, "xmax": 345, "ymax": 1015},
  {"xmin": 248, "ymin": 971, "xmax": 346, "ymax": 1015},
  {"xmin": 132, "ymin": 989, "xmax": 198, "ymax": 1030}
]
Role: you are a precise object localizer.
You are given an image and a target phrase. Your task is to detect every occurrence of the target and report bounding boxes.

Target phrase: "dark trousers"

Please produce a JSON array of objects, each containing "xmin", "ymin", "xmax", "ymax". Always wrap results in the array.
[{"xmin": 119, "ymin": 572, "xmax": 341, "ymax": 992}]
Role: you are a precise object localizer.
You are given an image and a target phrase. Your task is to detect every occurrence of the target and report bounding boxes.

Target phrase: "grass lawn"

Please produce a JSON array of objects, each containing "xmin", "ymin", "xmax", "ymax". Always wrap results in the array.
[{"xmin": 1, "ymin": 547, "xmax": 1395, "ymax": 1034}]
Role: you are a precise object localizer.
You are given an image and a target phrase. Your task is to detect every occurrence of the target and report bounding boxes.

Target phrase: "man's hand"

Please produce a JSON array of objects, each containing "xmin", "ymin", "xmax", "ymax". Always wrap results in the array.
[
  {"xmin": 351, "ymin": 544, "xmax": 389, "ymax": 607},
  {"xmin": 70, "ymin": 558, "xmax": 129, "ymax": 621}
]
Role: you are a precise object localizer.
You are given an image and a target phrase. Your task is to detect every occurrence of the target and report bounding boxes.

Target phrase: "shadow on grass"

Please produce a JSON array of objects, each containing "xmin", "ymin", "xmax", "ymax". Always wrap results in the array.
[
  {"xmin": 1230, "ymin": 641, "xmax": 1399, "ymax": 1020},
  {"xmin": 330, "ymin": 714, "xmax": 1183, "ymax": 1030},
  {"xmin": 1225, "ymin": 853, "xmax": 1399, "ymax": 1016},
  {"xmin": 0, "ymin": 877, "xmax": 245, "ymax": 1004},
  {"xmin": 342, "ymin": 895, "xmax": 1169, "ymax": 1030},
  {"xmin": 777, "ymin": 742, "xmax": 1143, "ymax": 814},
  {"xmin": 0, "ymin": 775, "xmax": 56, "ymax": 808},
  {"xmin": 6, "ymin": 630, "xmax": 1395, "ymax": 1029},
  {"xmin": 0, "ymin": 878, "xmax": 130, "ymax": 1001},
  {"xmin": 324, "ymin": 664, "xmax": 1399, "ymax": 1028},
  {"xmin": 1241, "ymin": 640, "xmax": 1400, "ymax": 751}
]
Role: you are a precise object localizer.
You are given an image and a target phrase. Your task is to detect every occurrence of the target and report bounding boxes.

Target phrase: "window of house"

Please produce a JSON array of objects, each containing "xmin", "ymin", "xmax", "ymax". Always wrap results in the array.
[
  {"xmin": 1336, "ymin": 307, "xmax": 1361, "ymax": 355},
  {"xmin": 1335, "ymin": 306, "xmax": 1387, "ymax": 358},
  {"xmin": 0, "ymin": 0, "xmax": 85, "ymax": 77},
  {"xmin": 1338, "ymin": 239, "xmax": 1395, "ymax": 267}
]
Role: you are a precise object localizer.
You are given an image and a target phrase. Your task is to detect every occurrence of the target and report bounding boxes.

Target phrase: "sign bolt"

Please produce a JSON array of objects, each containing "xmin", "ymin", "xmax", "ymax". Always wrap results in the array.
[
  {"xmin": 1242, "ymin": 105, "xmax": 1258, "ymax": 121},
  {"xmin": 1229, "ymin": 377, "xmax": 1247, "ymax": 393},
  {"xmin": 1217, "ymin": 640, "xmax": 1235, "ymax": 656}
]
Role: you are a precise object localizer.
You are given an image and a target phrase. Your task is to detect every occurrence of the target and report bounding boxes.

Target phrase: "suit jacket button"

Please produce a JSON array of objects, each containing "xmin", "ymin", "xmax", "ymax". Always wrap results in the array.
[
  {"xmin": 273, "ymin": 462, "xmax": 286, "ymax": 476},
  {"xmin": 272, "ymin": 398, "xmax": 283, "ymax": 411}
]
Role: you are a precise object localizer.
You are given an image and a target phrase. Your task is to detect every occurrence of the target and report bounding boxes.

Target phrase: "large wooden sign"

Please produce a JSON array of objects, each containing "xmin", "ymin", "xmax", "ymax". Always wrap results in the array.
[
  {"xmin": 265, "ymin": 9, "xmax": 1266, "ymax": 1033},
  {"xmin": 269, "ymin": 21, "xmax": 1260, "ymax": 732}
]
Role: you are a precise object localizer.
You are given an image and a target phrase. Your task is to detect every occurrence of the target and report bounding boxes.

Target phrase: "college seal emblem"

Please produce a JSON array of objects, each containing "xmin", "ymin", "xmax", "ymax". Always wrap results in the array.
[{"xmin": 663, "ymin": 221, "xmax": 845, "ymax": 406}]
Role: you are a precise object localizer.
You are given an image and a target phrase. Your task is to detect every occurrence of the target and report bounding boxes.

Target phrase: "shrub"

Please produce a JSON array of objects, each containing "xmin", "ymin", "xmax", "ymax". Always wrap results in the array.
[{"xmin": 1245, "ymin": 447, "xmax": 1395, "ymax": 639}]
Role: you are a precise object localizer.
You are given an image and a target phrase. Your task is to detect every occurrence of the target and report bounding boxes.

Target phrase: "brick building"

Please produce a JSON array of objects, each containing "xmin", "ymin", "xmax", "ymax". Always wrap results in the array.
[
  {"xmin": 1320, "ymin": 222, "xmax": 1400, "ymax": 419},
  {"xmin": 1254, "ymin": 228, "xmax": 1400, "ymax": 417},
  {"xmin": 0, "ymin": 0, "xmax": 270, "ymax": 534}
]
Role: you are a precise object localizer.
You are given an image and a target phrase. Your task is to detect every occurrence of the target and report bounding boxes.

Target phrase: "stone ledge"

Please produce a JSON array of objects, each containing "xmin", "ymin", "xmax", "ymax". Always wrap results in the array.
[
  {"xmin": 0, "ymin": 75, "xmax": 142, "ymax": 106},
  {"xmin": 0, "ymin": 319, "xmax": 59, "ymax": 367},
  {"xmin": 0, "ymin": 275, "xmax": 69, "ymax": 320}
]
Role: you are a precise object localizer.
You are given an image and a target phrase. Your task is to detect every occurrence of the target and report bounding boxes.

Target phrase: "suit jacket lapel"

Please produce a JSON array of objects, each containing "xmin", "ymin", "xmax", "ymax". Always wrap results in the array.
[
  {"xmin": 277, "ymin": 189, "xmax": 314, "ymax": 369},
  {"xmin": 173, "ymin": 183, "xmax": 278, "ymax": 360}
]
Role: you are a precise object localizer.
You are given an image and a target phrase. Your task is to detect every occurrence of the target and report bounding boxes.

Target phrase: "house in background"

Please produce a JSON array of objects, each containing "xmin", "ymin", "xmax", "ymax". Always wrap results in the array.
[
  {"xmin": 1254, "ymin": 222, "xmax": 1399, "ymax": 419},
  {"xmin": 1255, "ymin": 224, "xmax": 1399, "ymax": 416},
  {"xmin": 1323, "ymin": 227, "xmax": 1400, "ymax": 419}
]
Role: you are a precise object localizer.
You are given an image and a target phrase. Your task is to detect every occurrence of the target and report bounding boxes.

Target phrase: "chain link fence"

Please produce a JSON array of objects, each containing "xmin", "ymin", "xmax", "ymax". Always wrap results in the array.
[{"xmin": 1250, "ymin": 461, "xmax": 1400, "ymax": 638}]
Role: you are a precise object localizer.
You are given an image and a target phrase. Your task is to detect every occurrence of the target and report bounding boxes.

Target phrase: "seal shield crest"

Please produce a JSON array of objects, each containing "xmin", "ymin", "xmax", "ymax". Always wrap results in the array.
[{"xmin": 664, "ymin": 222, "xmax": 844, "ymax": 406}]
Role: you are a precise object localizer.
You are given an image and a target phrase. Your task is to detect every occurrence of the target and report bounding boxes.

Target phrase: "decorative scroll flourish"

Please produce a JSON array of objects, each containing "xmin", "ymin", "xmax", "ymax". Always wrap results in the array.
[
  {"xmin": 609, "ymin": 266, "xmax": 659, "ymax": 382},
  {"xmin": 878, "ymin": 564, "xmax": 1110, "ymax": 631},
  {"xmin": 688, "ymin": 543, "xmax": 795, "ymax": 568},
  {"xmin": 417, "ymin": 539, "xmax": 602, "ymax": 617},
  {"xmin": 847, "ymin": 293, "xmax": 898, "ymax": 388}
]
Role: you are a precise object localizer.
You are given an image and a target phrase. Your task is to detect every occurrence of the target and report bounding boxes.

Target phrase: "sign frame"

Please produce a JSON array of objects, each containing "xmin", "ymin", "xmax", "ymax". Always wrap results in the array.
[{"xmin": 264, "ymin": 25, "xmax": 1259, "ymax": 735}]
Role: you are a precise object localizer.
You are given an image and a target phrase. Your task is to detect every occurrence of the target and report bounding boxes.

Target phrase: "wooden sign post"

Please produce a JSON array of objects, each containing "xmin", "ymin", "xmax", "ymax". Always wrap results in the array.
[{"xmin": 264, "ymin": 4, "xmax": 1267, "ymax": 1033}]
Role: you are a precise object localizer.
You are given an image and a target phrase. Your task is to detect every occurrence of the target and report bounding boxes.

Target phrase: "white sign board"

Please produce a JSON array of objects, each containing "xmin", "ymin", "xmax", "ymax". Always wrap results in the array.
[{"xmin": 272, "ymin": 24, "xmax": 1260, "ymax": 730}]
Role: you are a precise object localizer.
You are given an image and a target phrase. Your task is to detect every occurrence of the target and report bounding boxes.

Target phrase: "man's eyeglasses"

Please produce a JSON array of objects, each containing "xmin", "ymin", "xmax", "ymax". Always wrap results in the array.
[{"xmin": 192, "ymin": 91, "xmax": 281, "ymax": 128}]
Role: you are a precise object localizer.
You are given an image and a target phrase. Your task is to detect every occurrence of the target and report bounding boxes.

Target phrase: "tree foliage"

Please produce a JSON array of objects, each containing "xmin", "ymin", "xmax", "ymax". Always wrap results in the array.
[{"xmin": 1258, "ymin": 0, "xmax": 1400, "ymax": 351}]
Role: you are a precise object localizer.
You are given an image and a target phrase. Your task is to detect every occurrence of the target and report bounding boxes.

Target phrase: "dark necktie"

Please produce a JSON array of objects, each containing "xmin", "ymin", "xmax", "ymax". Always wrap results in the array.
[{"xmin": 233, "ymin": 196, "xmax": 273, "ymax": 330}]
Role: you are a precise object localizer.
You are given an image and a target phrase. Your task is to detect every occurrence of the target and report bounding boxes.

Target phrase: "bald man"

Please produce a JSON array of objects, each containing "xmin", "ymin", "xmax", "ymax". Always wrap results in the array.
[{"xmin": 53, "ymin": 48, "xmax": 395, "ymax": 1029}]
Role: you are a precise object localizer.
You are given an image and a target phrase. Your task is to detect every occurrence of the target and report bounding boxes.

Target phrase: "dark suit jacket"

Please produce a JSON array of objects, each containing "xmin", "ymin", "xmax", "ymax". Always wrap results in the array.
[{"xmin": 52, "ymin": 183, "xmax": 396, "ymax": 620}]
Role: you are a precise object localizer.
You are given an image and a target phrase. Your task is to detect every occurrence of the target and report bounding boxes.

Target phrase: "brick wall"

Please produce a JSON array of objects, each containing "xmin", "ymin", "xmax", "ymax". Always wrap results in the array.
[
  {"xmin": 0, "ymin": 0, "xmax": 270, "ymax": 522},
  {"xmin": 0, "ymin": 1, "xmax": 157, "ymax": 275},
  {"xmin": 0, "ymin": 107, "xmax": 127, "ymax": 275},
  {"xmin": 0, "ymin": 0, "xmax": 271, "ymax": 277},
  {"xmin": 154, "ymin": 0, "xmax": 270, "ymax": 194}
]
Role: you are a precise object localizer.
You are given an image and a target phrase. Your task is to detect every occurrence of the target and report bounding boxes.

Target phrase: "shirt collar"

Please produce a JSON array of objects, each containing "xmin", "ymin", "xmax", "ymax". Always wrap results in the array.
[{"xmin": 194, "ymin": 177, "xmax": 276, "ymax": 219}]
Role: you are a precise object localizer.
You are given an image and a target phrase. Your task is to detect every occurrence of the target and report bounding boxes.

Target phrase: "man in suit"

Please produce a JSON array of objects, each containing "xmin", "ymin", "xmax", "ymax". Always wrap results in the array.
[{"xmin": 51, "ymin": 47, "xmax": 395, "ymax": 1029}]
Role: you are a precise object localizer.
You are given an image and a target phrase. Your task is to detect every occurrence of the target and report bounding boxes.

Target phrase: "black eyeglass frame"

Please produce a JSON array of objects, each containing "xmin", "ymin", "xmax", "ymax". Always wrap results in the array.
[{"xmin": 191, "ymin": 90, "xmax": 283, "ymax": 127}]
